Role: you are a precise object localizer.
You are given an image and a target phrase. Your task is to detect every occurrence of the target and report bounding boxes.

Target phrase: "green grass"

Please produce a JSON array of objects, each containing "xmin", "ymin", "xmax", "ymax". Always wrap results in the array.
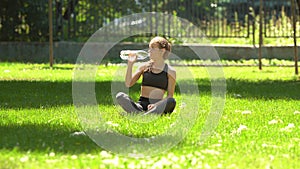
[{"xmin": 0, "ymin": 62, "xmax": 299, "ymax": 169}]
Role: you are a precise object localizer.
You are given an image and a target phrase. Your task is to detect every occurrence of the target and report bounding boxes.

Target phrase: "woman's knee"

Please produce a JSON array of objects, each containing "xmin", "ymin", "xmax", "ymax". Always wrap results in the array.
[
  {"xmin": 167, "ymin": 98, "xmax": 176, "ymax": 106},
  {"xmin": 116, "ymin": 92, "xmax": 126, "ymax": 100},
  {"xmin": 164, "ymin": 98, "xmax": 176, "ymax": 113}
]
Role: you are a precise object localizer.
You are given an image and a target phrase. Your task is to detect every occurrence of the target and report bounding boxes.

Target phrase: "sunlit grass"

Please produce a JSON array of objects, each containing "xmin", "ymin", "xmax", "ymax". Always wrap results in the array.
[{"xmin": 0, "ymin": 62, "xmax": 299, "ymax": 168}]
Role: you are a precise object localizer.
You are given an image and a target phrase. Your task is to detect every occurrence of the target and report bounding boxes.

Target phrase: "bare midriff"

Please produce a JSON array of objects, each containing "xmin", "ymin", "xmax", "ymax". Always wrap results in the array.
[{"xmin": 141, "ymin": 86, "xmax": 165, "ymax": 99}]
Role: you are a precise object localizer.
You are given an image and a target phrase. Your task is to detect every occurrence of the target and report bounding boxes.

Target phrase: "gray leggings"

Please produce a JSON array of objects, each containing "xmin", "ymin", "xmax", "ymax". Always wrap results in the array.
[{"xmin": 116, "ymin": 92, "xmax": 176, "ymax": 115}]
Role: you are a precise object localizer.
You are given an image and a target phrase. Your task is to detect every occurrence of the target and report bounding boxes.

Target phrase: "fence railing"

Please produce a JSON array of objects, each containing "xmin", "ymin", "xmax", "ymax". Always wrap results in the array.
[
  {"xmin": 53, "ymin": 0, "xmax": 254, "ymax": 41},
  {"xmin": 263, "ymin": 0, "xmax": 299, "ymax": 38},
  {"xmin": 52, "ymin": 0, "xmax": 300, "ymax": 42},
  {"xmin": 0, "ymin": 0, "xmax": 299, "ymax": 42}
]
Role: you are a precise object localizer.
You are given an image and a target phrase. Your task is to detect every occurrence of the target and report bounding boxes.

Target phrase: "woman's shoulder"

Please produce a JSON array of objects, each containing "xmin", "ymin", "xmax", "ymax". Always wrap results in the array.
[
  {"xmin": 166, "ymin": 64, "xmax": 176, "ymax": 73},
  {"xmin": 166, "ymin": 64, "xmax": 176, "ymax": 78}
]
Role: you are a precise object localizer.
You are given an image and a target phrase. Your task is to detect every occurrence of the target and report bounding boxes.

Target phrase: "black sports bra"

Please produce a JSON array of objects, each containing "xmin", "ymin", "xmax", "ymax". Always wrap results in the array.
[{"xmin": 141, "ymin": 64, "xmax": 168, "ymax": 90}]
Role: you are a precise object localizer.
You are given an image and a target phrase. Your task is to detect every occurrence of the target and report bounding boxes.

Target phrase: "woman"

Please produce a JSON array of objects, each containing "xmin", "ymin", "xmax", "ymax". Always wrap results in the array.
[{"xmin": 116, "ymin": 36, "xmax": 176, "ymax": 115}]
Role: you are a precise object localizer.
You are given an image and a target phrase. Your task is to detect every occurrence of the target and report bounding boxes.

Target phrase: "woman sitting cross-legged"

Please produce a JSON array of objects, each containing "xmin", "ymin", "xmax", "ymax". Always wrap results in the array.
[{"xmin": 116, "ymin": 36, "xmax": 176, "ymax": 115}]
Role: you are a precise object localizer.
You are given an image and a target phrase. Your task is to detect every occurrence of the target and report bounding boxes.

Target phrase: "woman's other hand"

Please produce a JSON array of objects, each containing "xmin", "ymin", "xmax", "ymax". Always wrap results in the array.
[{"xmin": 147, "ymin": 104, "xmax": 156, "ymax": 110}]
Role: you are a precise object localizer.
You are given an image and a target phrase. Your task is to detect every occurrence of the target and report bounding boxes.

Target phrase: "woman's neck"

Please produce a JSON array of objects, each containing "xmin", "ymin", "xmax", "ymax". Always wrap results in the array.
[{"xmin": 152, "ymin": 60, "xmax": 165, "ymax": 69}]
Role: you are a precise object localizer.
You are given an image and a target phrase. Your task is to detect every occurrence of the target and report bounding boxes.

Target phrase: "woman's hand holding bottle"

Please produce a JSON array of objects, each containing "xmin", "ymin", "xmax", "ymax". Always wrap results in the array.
[{"xmin": 127, "ymin": 53, "xmax": 137, "ymax": 64}]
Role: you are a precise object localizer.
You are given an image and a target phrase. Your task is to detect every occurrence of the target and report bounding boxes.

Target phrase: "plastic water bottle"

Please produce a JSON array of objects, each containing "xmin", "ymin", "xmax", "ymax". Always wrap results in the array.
[{"xmin": 120, "ymin": 50, "xmax": 149, "ymax": 60}]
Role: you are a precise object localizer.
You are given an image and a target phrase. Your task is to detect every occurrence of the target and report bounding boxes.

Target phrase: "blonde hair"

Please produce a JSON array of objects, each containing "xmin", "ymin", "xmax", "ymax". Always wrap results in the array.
[{"xmin": 149, "ymin": 36, "xmax": 171, "ymax": 59}]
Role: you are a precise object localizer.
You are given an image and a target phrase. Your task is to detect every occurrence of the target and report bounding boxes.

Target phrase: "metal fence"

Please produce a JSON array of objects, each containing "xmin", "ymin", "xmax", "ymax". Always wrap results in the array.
[
  {"xmin": 0, "ymin": 0, "xmax": 299, "ymax": 42},
  {"xmin": 51, "ymin": 0, "xmax": 300, "ymax": 42},
  {"xmin": 53, "ymin": 0, "xmax": 255, "ymax": 41},
  {"xmin": 263, "ymin": 0, "xmax": 299, "ymax": 38}
]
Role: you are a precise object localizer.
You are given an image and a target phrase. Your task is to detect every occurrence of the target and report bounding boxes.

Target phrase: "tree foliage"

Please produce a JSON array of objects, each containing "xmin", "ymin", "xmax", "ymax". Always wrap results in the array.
[
  {"xmin": 0, "ymin": 0, "xmax": 212, "ymax": 42},
  {"xmin": 0, "ymin": 0, "xmax": 294, "ymax": 42},
  {"xmin": 0, "ymin": 0, "xmax": 48, "ymax": 41}
]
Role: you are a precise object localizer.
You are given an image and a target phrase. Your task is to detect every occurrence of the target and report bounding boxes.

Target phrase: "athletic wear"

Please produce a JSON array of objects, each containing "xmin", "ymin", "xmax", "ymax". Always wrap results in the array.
[
  {"xmin": 137, "ymin": 96, "xmax": 161, "ymax": 111},
  {"xmin": 141, "ymin": 64, "xmax": 168, "ymax": 90},
  {"xmin": 116, "ymin": 92, "xmax": 176, "ymax": 114},
  {"xmin": 116, "ymin": 64, "xmax": 176, "ymax": 114}
]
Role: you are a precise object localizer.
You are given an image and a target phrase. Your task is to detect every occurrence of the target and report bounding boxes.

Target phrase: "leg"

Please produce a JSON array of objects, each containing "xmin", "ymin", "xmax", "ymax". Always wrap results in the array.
[
  {"xmin": 163, "ymin": 98, "xmax": 176, "ymax": 113},
  {"xmin": 116, "ymin": 92, "xmax": 143, "ymax": 113},
  {"xmin": 144, "ymin": 98, "xmax": 176, "ymax": 115}
]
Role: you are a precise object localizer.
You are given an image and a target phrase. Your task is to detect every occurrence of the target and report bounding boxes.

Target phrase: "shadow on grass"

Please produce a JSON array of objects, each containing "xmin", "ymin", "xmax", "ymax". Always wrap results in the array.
[
  {"xmin": 0, "ymin": 123, "xmax": 182, "ymax": 155},
  {"xmin": 224, "ymin": 78, "xmax": 300, "ymax": 100},
  {"xmin": 0, "ymin": 78, "xmax": 299, "ymax": 109},
  {"xmin": 0, "ymin": 80, "xmax": 117, "ymax": 109},
  {"xmin": 0, "ymin": 123, "xmax": 101, "ymax": 153}
]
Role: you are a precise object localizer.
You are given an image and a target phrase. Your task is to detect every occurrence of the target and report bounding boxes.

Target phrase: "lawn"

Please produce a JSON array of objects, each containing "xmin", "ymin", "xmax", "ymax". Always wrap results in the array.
[{"xmin": 0, "ymin": 62, "xmax": 299, "ymax": 169}]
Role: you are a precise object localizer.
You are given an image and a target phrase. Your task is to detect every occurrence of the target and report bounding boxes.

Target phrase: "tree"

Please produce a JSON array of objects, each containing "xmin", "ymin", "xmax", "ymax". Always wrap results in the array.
[{"xmin": 0, "ymin": 0, "xmax": 48, "ymax": 41}]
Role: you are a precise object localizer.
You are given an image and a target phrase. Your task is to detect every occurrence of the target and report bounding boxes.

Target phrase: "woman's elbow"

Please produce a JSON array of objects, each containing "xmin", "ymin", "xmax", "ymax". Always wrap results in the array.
[
  {"xmin": 125, "ymin": 81, "xmax": 133, "ymax": 88},
  {"xmin": 125, "ymin": 82, "xmax": 131, "ymax": 88}
]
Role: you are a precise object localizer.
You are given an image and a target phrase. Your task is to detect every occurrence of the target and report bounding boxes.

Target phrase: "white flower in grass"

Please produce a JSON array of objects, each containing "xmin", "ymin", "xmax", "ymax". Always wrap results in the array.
[
  {"xmin": 280, "ymin": 123, "xmax": 295, "ymax": 132},
  {"xmin": 102, "ymin": 156, "xmax": 119, "ymax": 166},
  {"xmin": 49, "ymin": 152, "xmax": 55, "ymax": 157},
  {"xmin": 268, "ymin": 119, "xmax": 283, "ymax": 125},
  {"xmin": 211, "ymin": 143, "xmax": 222, "ymax": 147},
  {"xmin": 241, "ymin": 110, "xmax": 251, "ymax": 115},
  {"xmin": 294, "ymin": 111, "xmax": 300, "ymax": 115},
  {"xmin": 105, "ymin": 121, "xmax": 119, "ymax": 127},
  {"xmin": 231, "ymin": 124, "xmax": 248, "ymax": 135},
  {"xmin": 71, "ymin": 155, "xmax": 78, "ymax": 159},
  {"xmin": 20, "ymin": 156, "xmax": 29, "ymax": 162},
  {"xmin": 87, "ymin": 154, "xmax": 95, "ymax": 159},
  {"xmin": 292, "ymin": 138, "xmax": 300, "ymax": 142},
  {"xmin": 204, "ymin": 163, "xmax": 211, "ymax": 169},
  {"xmin": 100, "ymin": 150, "xmax": 112, "ymax": 158},
  {"xmin": 172, "ymin": 164, "xmax": 181, "ymax": 169},
  {"xmin": 233, "ymin": 93, "xmax": 242, "ymax": 98},
  {"xmin": 261, "ymin": 143, "xmax": 280, "ymax": 149},
  {"xmin": 179, "ymin": 155, "xmax": 186, "ymax": 163},
  {"xmin": 152, "ymin": 157, "xmax": 172, "ymax": 168},
  {"xmin": 265, "ymin": 164, "xmax": 272, "ymax": 169},
  {"xmin": 237, "ymin": 125, "xmax": 248, "ymax": 132},
  {"xmin": 139, "ymin": 160, "xmax": 147, "ymax": 167},
  {"xmin": 287, "ymin": 123, "xmax": 295, "ymax": 128},
  {"xmin": 9, "ymin": 157, "xmax": 15, "ymax": 161},
  {"xmin": 217, "ymin": 164, "xmax": 223, "ymax": 168},
  {"xmin": 168, "ymin": 153, "xmax": 179, "ymax": 162},
  {"xmin": 227, "ymin": 164, "xmax": 237, "ymax": 168},
  {"xmin": 201, "ymin": 149, "xmax": 220, "ymax": 155},
  {"xmin": 191, "ymin": 157, "xmax": 199, "ymax": 166},
  {"xmin": 179, "ymin": 102, "xmax": 186, "ymax": 109},
  {"xmin": 70, "ymin": 131, "xmax": 86, "ymax": 136},
  {"xmin": 269, "ymin": 155, "xmax": 275, "ymax": 161},
  {"xmin": 282, "ymin": 154, "xmax": 290, "ymax": 158},
  {"xmin": 127, "ymin": 162, "xmax": 136, "ymax": 169}
]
